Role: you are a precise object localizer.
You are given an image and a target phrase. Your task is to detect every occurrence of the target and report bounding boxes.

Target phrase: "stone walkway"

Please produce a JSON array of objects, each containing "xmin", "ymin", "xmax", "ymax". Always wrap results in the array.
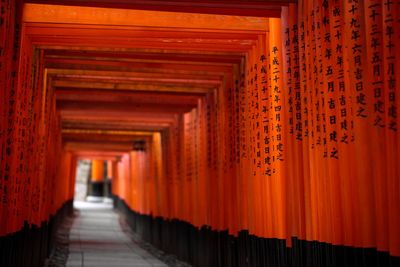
[{"xmin": 66, "ymin": 201, "xmax": 169, "ymax": 267}]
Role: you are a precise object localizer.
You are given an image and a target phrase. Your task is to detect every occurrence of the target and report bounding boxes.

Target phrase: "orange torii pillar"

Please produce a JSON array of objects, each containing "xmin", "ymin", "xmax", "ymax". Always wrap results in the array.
[{"xmin": 89, "ymin": 160, "xmax": 105, "ymax": 198}]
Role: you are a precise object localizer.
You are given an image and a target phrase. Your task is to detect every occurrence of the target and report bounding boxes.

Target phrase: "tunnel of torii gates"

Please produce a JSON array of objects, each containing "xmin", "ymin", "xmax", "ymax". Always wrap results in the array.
[{"xmin": 0, "ymin": 0, "xmax": 399, "ymax": 266}]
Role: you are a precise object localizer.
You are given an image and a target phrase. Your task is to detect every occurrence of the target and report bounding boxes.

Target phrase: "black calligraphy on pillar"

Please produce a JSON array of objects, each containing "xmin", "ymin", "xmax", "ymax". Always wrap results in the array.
[
  {"xmin": 239, "ymin": 64, "xmax": 247, "ymax": 160},
  {"xmin": 348, "ymin": 0, "xmax": 367, "ymax": 120},
  {"xmin": 234, "ymin": 78, "xmax": 241, "ymax": 164},
  {"xmin": 383, "ymin": 0, "xmax": 397, "ymax": 132},
  {"xmin": 260, "ymin": 52, "xmax": 271, "ymax": 177},
  {"xmin": 248, "ymin": 55, "xmax": 256, "ymax": 176},
  {"xmin": 284, "ymin": 26, "xmax": 294, "ymax": 136},
  {"xmin": 368, "ymin": 2, "xmax": 385, "ymax": 129},
  {"xmin": 298, "ymin": 19, "xmax": 306, "ymax": 142},
  {"xmin": 271, "ymin": 45, "xmax": 283, "ymax": 173}
]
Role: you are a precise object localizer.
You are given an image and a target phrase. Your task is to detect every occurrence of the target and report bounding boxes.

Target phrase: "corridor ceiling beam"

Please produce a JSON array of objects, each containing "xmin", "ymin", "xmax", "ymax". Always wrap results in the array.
[
  {"xmin": 62, "ymin": 120, "xmax": 172, "ymax": 132},
  {"xmin": 23, "ymin": 4, "xmax": 269, "ymax": 31},
  {"xmin": 25, "ymin": 0, "xmax": 295, "ymax": 17},
  {"xmin": 64, "ymin": 141, "xmax": 137, "ymax": 152},
  {"xmin": 56, "ymin": 89, "xmax": 203, "ymax": 105},
  {"xmin": 21, "ymin": 3, "xmax": 251, "ymax": 163}
]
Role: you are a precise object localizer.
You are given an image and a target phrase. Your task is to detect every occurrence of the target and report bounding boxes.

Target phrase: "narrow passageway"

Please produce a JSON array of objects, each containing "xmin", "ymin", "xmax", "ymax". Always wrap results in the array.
[
  {"xmin": 66, "ymin": 201, "xmax": 168, "ymax": 267},
  {"xmin": 1, "ymin": 1, "xmax": 400, "ymax": 267}
]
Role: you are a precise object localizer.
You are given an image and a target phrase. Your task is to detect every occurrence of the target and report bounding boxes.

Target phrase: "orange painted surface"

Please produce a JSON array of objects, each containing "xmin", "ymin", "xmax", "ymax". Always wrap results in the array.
[
  {"xmin": 23, "ymin": 0, "xmax": 285, "ymax": 17},
  {"xmin": 91, "ymin": 160, "xmax": 104, "ymax": 182},
  {"xmin": 107, "ymin": 160, "xmax": 113, "ymax": 179},
  {"xmin": 0, "ymin": 1, "xmax": 76, "ymax": 234},
  {"xmin": 0, "ymin": 0, "xmax": 398, "ymax": 259},
  {"xmin": 23, "ymin": 4, "xmax": 268, "ymax": 31}
]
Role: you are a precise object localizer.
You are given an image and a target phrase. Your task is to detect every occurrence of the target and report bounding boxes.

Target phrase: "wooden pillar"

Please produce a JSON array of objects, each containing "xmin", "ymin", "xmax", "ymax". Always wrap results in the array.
[
  {"xmin": 107, "ymin": 160, "xmax": 113, "ymax": 179},
  {"xmin": 104, "ymin": 160, "xmax": 114, "ymax": 198},
  {"xmin": 91, "ymin": 160, "xmax": 104, "ymax": 182},
  {"xmin": 89, "ymin": 160, "xmax": 105, "ymax": 198}
]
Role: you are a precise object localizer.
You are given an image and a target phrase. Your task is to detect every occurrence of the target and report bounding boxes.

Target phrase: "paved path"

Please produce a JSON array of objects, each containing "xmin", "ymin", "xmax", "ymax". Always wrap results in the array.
[{"xmin": 66, "ymin": 201, "xmax": 168, "ymax": 267}]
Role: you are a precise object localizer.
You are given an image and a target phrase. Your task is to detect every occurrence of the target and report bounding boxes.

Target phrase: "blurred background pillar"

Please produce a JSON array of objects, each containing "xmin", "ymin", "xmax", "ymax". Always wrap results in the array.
[{"xmin": 88, "ymin": 159, "xmax": 105, "ymax": 199}]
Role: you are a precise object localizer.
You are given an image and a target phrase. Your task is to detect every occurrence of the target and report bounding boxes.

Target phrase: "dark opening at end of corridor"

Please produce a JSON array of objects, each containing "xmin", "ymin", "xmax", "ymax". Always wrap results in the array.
[{"xmin": 0, "ymin": 0, "xmax": 399, "ymax": 266}]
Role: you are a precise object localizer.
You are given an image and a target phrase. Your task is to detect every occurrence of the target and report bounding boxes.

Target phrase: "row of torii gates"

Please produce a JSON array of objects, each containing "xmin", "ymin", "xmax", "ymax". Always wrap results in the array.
[{"xmin": 0, "ymin": 0, "xmax": 399, "ymax": 266}]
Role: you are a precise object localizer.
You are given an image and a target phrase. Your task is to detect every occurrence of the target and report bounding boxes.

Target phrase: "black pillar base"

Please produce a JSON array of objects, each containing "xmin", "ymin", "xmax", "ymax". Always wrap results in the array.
[
  {"xmin": 0, "ymin": 200, "xmax": 73, "ymax": 267},
  {"xmin": 113, "ymin": 196, "xmax": 400, "ymax": 267},
  {"xmin": 104, "ymin": 179, "xmax": 112, "ymax": 198},
  {"xmin": 88, "ymin": 181, "xmax": 104, "ymax": 197}
]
